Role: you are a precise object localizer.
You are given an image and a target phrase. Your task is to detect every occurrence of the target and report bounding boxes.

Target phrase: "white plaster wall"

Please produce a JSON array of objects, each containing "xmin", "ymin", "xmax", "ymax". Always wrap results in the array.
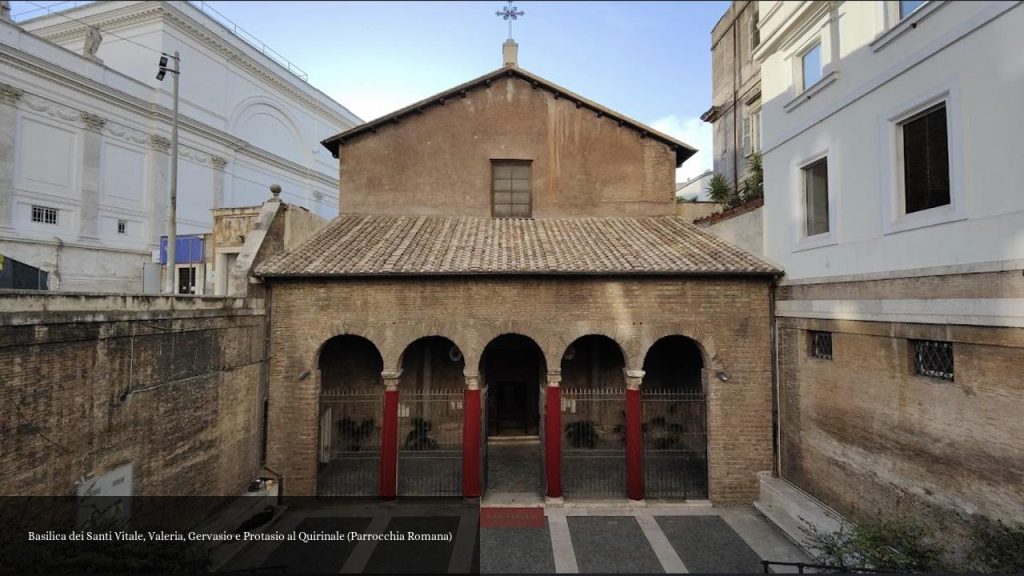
[
  {"xmin": 704, "ymin": 206, "xmax": 764, "ymax": 258},
  {"xmin": 758, "ymin": 1, "xmax": 1024, "ymax": 280}
]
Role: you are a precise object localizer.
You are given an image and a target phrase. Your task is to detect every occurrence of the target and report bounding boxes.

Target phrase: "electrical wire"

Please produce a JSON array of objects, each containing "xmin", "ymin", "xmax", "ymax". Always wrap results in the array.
[{"xmin": 21, "ymin": 0, "xmax": 167, "ymax": 56}]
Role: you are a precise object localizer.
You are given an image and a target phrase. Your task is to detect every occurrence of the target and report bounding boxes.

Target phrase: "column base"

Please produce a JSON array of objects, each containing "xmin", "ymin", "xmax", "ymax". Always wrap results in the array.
[
  {"xmin": 628, "ymin": 498, "xmax": 647, "ymax": 507},
  {"xmin": 544, "ymin": 496, "xmax": 565, "ymax": 507}
]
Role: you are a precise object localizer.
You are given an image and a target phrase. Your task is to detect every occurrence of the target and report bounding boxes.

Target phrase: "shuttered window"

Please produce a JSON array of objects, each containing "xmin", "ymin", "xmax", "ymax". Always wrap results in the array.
[{"xmin": 492, "ymin": 161, "xmax": 532, "ymax": 218}]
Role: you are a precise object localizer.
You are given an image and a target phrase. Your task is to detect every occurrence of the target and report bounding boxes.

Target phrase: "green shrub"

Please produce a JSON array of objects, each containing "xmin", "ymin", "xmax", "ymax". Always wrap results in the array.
[
  {"xmin": 801, "ymin": 519, "xmax": 945, "ymax": 572},
  {"xmin": 966, "ymin": 516, "xmax": 1024, "ymax": 573}
]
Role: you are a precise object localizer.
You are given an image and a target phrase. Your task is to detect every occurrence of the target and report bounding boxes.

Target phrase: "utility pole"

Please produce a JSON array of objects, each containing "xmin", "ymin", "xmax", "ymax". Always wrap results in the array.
[{"xmin": 157, "ymin": 51, "xmax": 180, "ymax": 294}]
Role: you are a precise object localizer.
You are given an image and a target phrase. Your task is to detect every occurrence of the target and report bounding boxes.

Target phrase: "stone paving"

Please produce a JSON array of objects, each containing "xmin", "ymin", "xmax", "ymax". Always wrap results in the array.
[{"xmin": 219, "ymin": 499, "xmax": 809, "ymax": 574}]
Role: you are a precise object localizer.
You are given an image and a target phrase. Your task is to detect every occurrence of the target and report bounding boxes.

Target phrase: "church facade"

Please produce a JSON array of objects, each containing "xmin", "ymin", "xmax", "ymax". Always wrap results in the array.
[{"xmin": 258, "ymin": 59, "xmax": 779, "ymax": 504}]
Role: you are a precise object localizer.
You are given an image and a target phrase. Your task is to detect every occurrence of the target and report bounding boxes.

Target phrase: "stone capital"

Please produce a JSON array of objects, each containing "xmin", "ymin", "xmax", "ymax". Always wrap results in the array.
[
  {"xmin": 211, "ymin": 155, "xmax": 227, "ymax": 170},
  {"xmin": 464, "ymin": 375, "xmax": 480, "ymax": 391},
  {"xmin": 624, "ymin": 369, "xmax": 645, "ymax": 380},
  {"xmin": 0, "ymin": 83, "xmax": 23, "ymax": 105},
  {"xmin": 150, "ymin": 135, "xmax": 170, "ymax": 153},
  {"xmin": 546, "ymin": 372, "xmax": 562, "ymax": 387},
  {"xmin": 80, "ymin": 111, "xmax": 106, "ymax": 131},
  {"xmin": 381, "ymin": 370, "xmax": 402, "ymax": 391}
]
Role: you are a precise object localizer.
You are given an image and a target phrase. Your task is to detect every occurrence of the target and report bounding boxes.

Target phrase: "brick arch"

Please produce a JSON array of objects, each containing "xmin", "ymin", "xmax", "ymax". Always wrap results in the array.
[
  {"xmin": 474, "ymin": 325, "xmax": 550, "ymax": 375},
  {"xmin": 315, "ymin": 332, "xmax": 385, "ymax": 395},
  {"xmin": 545, "ymin": 324, "xmax": 629, "ymax": 374},
  {"xmin": 383, "ymin": 323, "xmax": 470, "ymax": 375},
  {"xmin": 634, "ymin": 326, "xmax": 718, "ymax": 372}
]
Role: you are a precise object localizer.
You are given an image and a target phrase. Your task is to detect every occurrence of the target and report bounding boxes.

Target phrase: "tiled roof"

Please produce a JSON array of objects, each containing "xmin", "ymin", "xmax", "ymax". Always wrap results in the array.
[{"xmin": 255, "ymin": 215, "xmax": 779, "ymax": 277}]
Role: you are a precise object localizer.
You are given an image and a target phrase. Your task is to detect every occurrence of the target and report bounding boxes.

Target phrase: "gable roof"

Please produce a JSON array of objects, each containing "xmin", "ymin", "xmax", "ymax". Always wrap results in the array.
[
  {"xmin": 255, "ymin": 215, "xmax": 778, "ymax": 278},
  {"xmin": 320, "ymin": 66, "xmax": 698, "ymax": 166}
]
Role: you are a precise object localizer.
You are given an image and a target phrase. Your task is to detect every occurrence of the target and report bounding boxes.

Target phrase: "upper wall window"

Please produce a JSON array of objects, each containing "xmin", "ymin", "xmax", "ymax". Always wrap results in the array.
[
  {"xmin": 800, "ymin": 42, "xmax": 823, "ymax": 92},
  {"xmin": 31, "ymin": 205, "xmax": 58, "ymax": 225},
  {"xmin": 750, "ymin": 7, "xmax": 761, "ymax": 51},
  {"xmin": 900, "ymin": 103, "xmax": 949, "ymax": 214},
  {"xmin": 899, "ymin": 0, "xmax": 926, "ymax": 20},
  {"xmin": 743, "ymin": 106, "xmax": 761, "ymax": 157},
  {"xmin": 803, "ymin": 158, "xmax": 830, "ymax": 237},
  {"xmin": 492, "ymin": 161, "xmax": 532, "ymax": 218}
]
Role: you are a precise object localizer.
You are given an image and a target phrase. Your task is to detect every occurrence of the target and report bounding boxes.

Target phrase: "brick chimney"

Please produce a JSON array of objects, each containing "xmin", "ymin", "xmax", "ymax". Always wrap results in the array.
[{"xmin": 502, "ymin": 39, "xmax": 518, "ymax": 67}]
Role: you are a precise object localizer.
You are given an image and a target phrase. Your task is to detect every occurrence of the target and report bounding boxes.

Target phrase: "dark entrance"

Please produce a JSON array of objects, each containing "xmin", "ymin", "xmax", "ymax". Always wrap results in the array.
[
  {"xmin": 480, "ymin": 334, "xmax": 545, "ymax": 495},
  {"xmin": 484, "ymin": 338, "xmax": 541, "ymax": 436}
]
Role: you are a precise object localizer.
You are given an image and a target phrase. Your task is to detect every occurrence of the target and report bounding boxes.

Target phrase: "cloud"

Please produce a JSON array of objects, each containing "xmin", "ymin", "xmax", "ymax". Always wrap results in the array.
[{"xmin": 649, "ymin": 115, "xmax": 713, "ymax": 183}]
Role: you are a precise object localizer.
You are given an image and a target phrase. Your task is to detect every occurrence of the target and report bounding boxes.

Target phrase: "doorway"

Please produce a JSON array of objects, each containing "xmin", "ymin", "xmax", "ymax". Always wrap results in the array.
[{"xmin": 480, "ymin": 334, "xmax": 544, "ymax": 496}]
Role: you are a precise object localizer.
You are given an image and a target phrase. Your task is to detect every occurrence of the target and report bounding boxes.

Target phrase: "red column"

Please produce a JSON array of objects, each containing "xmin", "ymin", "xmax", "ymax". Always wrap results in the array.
[
  {"xmin": 545, "ymin": 376, "xmax": 563, "ymax": 499},
  {"xmin": 463, "ymin": 382, "xmax": 482, "ymax": 498},
  {"xmin": 626, "ymin": 387, "xmax": 644, "ymax": 501},
  {"xmin": 380, "ymin": 382, "xmax": 399, "ymax": 500}
]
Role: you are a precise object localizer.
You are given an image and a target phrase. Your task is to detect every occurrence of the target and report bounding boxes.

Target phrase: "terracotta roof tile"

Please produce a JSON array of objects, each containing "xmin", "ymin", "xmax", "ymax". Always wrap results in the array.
[{"xmin": 255, "ymin": 215, "xmax": 779, "ymax": 277}]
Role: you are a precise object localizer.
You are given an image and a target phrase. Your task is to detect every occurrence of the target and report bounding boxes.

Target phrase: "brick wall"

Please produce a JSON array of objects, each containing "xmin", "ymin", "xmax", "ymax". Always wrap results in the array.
[
  {"xmin": 0, "ymin": 292, "xmax": 266, "ymax": 497},
  {"xmin": 778, "ymin": 315, "xmax": 1024, "ymax": 544},
  {"xmin": 266, "ymin": 275, "xmax": 774, "ymax": 502},
  {"xmin": 338, "ymin": 75, "xmax": 677, "ymax": 219}
]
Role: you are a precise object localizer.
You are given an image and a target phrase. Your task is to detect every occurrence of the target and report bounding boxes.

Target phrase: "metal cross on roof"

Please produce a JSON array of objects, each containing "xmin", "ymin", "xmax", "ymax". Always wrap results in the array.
[{"xmin": 495, "ymin": 1, "xmax": 525, "ymax": 40}]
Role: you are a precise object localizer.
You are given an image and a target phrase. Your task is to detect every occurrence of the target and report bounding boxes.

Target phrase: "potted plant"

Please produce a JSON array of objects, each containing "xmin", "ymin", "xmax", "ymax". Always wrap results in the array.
[
  {"xmin": 564, "ymin": 421, "xmax": 599, "ymax": 448},
  {"xmin": 404, "ymin": 417, "xmax": 439, "ymax": 450}
]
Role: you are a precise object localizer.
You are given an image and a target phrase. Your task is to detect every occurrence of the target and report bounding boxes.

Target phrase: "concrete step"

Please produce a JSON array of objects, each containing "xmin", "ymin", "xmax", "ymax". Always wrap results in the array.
[
  {"xmin": 488, "ymin": 435, "xmax": 541, "ymax": 444},
  {"xmin": 754, "ymin": 471, "xmax": 845, "ymax": 556}
]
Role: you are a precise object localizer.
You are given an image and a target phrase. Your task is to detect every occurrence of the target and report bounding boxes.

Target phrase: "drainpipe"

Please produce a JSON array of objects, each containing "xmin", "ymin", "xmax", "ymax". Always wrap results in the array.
[
  {"xmin": 732, "ymin": 5, "xmax": 739, "ymax": 194},
  {"xmin": 769, "ymin": 275, "xmax": 781, "ymax": 476},
  {"xmin": 53, "ymin": 236, "xmax": 63, "ymax": 290}
]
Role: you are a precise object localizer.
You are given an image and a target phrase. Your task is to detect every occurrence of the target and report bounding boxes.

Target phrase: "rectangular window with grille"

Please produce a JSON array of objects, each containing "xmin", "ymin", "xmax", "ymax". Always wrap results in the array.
[
  {"xmin": 492, "ymin": 161, "xmax": 532, "ymax": 218},
  {"xmin": 31, "ymin": 205, "xmax": 58, "ymax": 225},
  {"xmin": 912, "ymin": 340, "xmax": 953, "ymax": 381},
  {"xmin": 117, "ymin": 219, "xmax": 127, "ymax": 234},
  {"xmin": 809, "ymin": 331, "xmax": 832, "ymax": 360}
]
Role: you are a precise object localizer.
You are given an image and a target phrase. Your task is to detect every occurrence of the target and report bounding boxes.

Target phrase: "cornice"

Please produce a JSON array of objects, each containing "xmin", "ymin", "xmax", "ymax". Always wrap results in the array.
[
  {"xmin": 29, "ymin": 1, "xmax": 360, "ymax": 130},
  {"xmin": 1, "ymin": 46, "xmax": 338, "ymax": 188}
]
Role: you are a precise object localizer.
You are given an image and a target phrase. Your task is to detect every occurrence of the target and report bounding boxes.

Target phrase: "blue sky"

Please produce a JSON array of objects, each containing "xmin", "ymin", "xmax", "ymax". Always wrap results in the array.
[{"xmin": 12, "ymin": 1, "xmax": 728, "ymax": 181}]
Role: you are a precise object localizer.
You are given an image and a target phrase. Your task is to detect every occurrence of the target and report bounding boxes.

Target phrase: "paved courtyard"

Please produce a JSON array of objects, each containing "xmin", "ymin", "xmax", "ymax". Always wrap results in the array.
[{"xmin": 219, "ymin": 500, "xmax": 808, "ymax": 574}]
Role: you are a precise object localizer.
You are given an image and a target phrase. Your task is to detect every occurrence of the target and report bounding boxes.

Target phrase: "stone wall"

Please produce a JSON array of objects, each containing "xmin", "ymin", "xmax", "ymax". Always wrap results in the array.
[
  {"xmin": 338, "ymin": 74, "xmax": 677, "ymax": 218},
  {"xmin": 776, "ymin": 271, "xmax": 1024, "ymax": 542},
  {"xmin": 265, "ymin": 275, "xmax": 774, "ymax": 501},
  {"xmin": 0, "ymin": 291, "xmax": 266, "ymax": 496}
]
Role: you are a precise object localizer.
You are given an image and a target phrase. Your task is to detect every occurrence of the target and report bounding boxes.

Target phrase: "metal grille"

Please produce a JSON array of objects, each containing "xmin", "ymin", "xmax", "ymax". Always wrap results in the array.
[
  {"xmin": 643, "ymin": 389, "xmax": 708, "ymax": 499},
  {"xmin": 562, "ymin": 388, "xmax": 626, "ymax": 498},
  {"xmin": 317, "ymin": 390, "xmax": 381, "ymax": 497},
  {"xmin": 31, "ymin": 205, "xmax": 58, "ymax": 225},
  {"xmin": 913, "ymin": 340, "xmax": 953, "ymax": 381},
  {"xmin": 810, "ymin": 331, "xmax": 832, "ymax": 360},
  {"xmin": 398, "ymin": 389, "xmax": 464, "ymax": 497}
]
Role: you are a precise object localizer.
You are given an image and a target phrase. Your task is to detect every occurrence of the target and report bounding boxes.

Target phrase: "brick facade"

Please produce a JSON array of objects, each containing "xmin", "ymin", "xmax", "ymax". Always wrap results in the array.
[
  {"xmin": 777, "ymin": 270, "xmax": 1024, "ymax": 542},
  {"xmin": 266, "ymin": 276, "xmax": 774, "ymax": 502},
  {"xmin": 0, "ymin": 293, "xmax": 266, "ymax": 497}
]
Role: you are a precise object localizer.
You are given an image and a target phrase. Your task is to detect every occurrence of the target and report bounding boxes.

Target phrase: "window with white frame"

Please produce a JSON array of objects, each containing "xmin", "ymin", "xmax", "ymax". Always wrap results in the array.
[
  {"xmin": 899, "ymin": 0, "xmax": 926, "ymax": 20},
  {"xmin": 31, "ymin": 205, "xmax": 58, "ymax": 225},
  {"xmin": 742, "ymin": 106, "xmax": 761, "ymax": 157},
  {"xmin": 800, "ymin": 42, "xmax": 823, "ymax": 92},
  {"xmin": 899, "ymin": 102, "xmax": 949, "ymax": 215},
  {"xmin": 803, "ymin": 158, "xmax": 829, "ymax": 237}
]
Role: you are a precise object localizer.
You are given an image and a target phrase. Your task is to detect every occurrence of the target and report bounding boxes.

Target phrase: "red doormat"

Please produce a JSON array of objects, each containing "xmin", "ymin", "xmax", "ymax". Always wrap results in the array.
[{"xmin": 479, "ymin": 507, "xmax": 545, "ymax": 528}]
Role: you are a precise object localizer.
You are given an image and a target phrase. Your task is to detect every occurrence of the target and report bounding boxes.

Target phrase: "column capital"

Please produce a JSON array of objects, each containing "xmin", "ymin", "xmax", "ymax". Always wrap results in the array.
[
  {"xmin": 150, "ymin": 134, "xmax": 170, "ymax": 153},
  {"xmin": 211, "ymin": 155, "xmax": 227, "ymax": 170},
  {"xmin": 624, "ymin": 369, "xmax": 646, "ymax": 379},
  {"xmin": 0, "ymin": 83, "xmax": 23, "ymax": 105},
  {"xmin": 465, "ymin": 375, "xmax": 480, "ymax": 391},
  {"xmin": 80, "ymin": 111, "xmax": 106, "ymax": 131},
  {"xmin": 381, "ymin": 369, "xmax": 402, "ymax": 391},
  {"xmin": 624, "ymin": 369, "xmax": 644, "ymax": 391},
  {"xmin": 546, "ymin": 372, "xmax": 561, "ymax": 387}
]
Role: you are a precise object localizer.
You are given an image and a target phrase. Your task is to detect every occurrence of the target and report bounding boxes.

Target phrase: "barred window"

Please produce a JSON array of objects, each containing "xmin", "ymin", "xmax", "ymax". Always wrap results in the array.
[
  {"xmin": 809, "ymin": 331, "xmax": 832, "ymax": 360},
  {"xmin": 492, "ymin": 161, "xmax": 531, "ymax": 218},
  {"xmin": 913, "ymin": 340, "xmax": 953, "ymax": 381},
  {"xmin": 31, "ymin": 205, "xmax": 58, "ymax": 225},
  {"xmin": 117, "ymin": 219, "xmax": 127, "ymax": 234}
]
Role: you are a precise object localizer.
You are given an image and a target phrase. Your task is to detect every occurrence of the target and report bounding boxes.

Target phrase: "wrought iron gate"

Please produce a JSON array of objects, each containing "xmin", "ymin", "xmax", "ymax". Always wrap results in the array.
[
  {"xmin": 317, "ymin": 390, "xmax": 382, "ymax": 496},
  {"xmin": 398, "ymin": 389, "xmax": 464, "ymax": 496},
  {"xmin": 562, "ymin": 387, "xmax": 627, "ymax": 498},
  {"xmin": 642, "ymin": 389, "xmax": 708, "ymax": 499}
]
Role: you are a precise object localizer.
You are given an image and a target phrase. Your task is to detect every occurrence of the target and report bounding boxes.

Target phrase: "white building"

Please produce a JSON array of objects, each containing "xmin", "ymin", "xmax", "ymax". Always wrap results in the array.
[
  {"xmin": 0, "ymin": 1, "xmax": 360, "ymax": 292},
  {"xmin": 755, "ymin": 0, "xmax": 1023, "ymax": 545},
  {"xmin": 675, "ymin": 169, "xmax": 713, "ymax": 201}
]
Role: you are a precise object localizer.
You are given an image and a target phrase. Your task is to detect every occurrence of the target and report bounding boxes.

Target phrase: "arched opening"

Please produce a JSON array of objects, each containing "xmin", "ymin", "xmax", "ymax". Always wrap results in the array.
[
  {"xmin": 480, "ymin": 334, "xmax": 545, "ymax": 495},
  {"xmin": 397, "ymin": 336, "xmax": 465, "ymax": 497},
  {"xmin": 641, "ymin": 335, "xmax": 708, "ymax": 500},
  {"xmin": 560, "ymin": 335, "xmax": 627, "ymax": 499},
  {"xmin": 317, "ymin": 335, "xmax": 383, "ymax": 496}
]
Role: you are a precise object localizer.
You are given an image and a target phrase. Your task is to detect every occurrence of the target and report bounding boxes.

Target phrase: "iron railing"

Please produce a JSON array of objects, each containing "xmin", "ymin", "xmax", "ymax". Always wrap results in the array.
[
  {"xmin": 398, "ymin": 389, "xmax": 463, "ymax": 497},
  {"xmin": 562, "ymin": 387, "xmax": 627, "ymax": 498},
  {"xmin": 317, "ymin": 390, "xmax": 381, "ymax": 497},
  {"xmin": 643, "ymin": 389, "xmax": 708, "ymax": 499}
]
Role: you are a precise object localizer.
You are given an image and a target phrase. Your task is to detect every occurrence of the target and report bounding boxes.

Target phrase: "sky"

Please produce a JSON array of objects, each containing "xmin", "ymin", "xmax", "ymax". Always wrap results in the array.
[{"xmin": 11, "ymin": 0, "xmax": 728, "ymax": 182}]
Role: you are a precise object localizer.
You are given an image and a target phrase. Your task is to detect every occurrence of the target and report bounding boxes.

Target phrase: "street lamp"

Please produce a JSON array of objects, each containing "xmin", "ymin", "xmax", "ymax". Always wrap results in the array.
[{"xmin": 157, "ymin": 51, "xmax": 179, "ymax": 294}]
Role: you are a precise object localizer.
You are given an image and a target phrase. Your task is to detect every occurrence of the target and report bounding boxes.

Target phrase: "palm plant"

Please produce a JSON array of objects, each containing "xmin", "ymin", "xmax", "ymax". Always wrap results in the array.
[
  {"xmin": 739, "ymin": 152, "xmax": 764, "ymax": 203},
  {"xmin": 706, "ymin": 172, "xmax": 733, "ymax": 206}
]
